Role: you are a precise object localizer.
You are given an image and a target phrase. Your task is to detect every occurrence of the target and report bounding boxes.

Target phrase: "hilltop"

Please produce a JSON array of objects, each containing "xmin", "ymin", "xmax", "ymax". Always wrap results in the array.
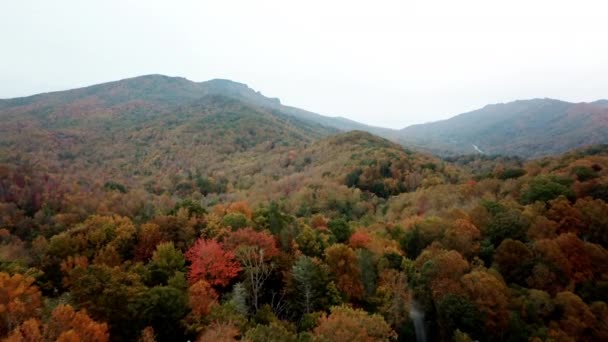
[{"xmin": 398, "ymin": 98, "xmax": 608, "ymax": 158}]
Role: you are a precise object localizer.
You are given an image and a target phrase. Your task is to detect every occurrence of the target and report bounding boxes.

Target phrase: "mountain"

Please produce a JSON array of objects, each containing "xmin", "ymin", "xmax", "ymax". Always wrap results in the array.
[
  {"xmin": 0, "ymin": 75, "xmax": 337, "ymax": 193},
  {"xmin": 397, "ymin": 98, "xmax": 608, "ymax": 158},
  {"xmin": 3, "ymin": 75, "xmax": 607, "ymax": 164},
  {"xmin": 0, "ymin": 75, "xmax": 451, "ymax": 206},
  {"xmin": 0, "ymin": 74, "xmax": 392, "ymax": 136},
  {"xmin": 2, "ymin": 75, "xmax": 608, "ymax": 342}
]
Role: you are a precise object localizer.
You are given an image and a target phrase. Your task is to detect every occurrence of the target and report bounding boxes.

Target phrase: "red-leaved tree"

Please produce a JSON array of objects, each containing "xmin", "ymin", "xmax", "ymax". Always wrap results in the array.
[{"xmin": 185, "ymin": 238, "xmax": 241, "ymax": 287}]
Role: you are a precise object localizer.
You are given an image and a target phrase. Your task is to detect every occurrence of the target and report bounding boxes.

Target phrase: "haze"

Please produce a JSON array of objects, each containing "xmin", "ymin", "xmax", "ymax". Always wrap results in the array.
[{"xmin": 1, "ymin": 0, "xmax": 607, "ymax": 128}]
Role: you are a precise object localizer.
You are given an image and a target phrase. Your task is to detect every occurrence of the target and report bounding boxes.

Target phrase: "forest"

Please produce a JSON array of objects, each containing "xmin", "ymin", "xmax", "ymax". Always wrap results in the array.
[{"xmin": 1, "ymin": 77, "xmax": 607, "ymax": 342}]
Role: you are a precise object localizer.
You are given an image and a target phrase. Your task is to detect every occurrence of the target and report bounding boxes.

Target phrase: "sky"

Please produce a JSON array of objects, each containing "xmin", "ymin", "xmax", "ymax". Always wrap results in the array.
[{"xmin": 1, "ymin": 0, "xmax": 607, "ymax": 128}]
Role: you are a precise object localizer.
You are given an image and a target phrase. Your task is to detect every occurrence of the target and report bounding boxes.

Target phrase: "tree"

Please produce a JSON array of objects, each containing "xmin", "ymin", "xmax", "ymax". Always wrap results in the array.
[
  {"xmin": 134, "ymin": 223, "xmax": 164, "ymax": 261},
  {"xmin": 185, "ymin": 238, "xmax": 241, "ymax": 287},
  {"xmin": 437, "ymin": 294, "xmax": 483, "ymax": 340},
  {"xmin": 314, "ymin": 305, "xmax": 396, "ymax": 342},
  {"xmin": 130, "ymin": 286, "xmax": 188, "ymax": 341},
  {"xmin": 6, "ymin": 304, "xmax": 109, "ymax": 342},
  {"xmin": 224, "ymin": 228, "xmax": 279, "ymax": 311},
  {"xmin": 412, "ymin": 246, "xmax": 469, "ymax": 302},
  {"xmin": 325, "ymin": 244, "xmax": 364, "ymax": 301},
  {"xmin": 222, "ymin": 228, "xmax": 279, "ymax": 260},
  {"xmin": 357, "ymin": 249, "xmax": 377, "ymax": 298},
  {"xmin": 148, "ymin": 242, "xmax": 186, "ymax": 285},
  {"xmin": 442, "ymin": 219, "xmax": 481, "ymax": 258},
  {"xmin": 4, "ymin": 318, "xmax": 44, "ymax": 342},
  {"xmin": 461, "ymin": 270, "xmax": 509, "ymax": 334},
  {"xmin": 237, "ymin": 245, "xmax": 274, "ymax": 311},
  {"xmin": 138, "ymin": 327, "xmax": 156, "ymax": 342},
  {"xmin": 375, "ymin": 270, "xmax": 409, "ymax": 328},
  {"xmin": 47, "ymin": 304, "xmax": 109, "ymax": 342},
  {"xmin": 493, "ymin": 239, "xmax": 534, "ymax": 285},
  {"xmin": 295, "ymin": 225, "xmax": 328, "ymax": 257},
  {"xmin": 328, "ymin": 218, "xmax": 352, "ymax": 243},
  {"xmin": 534, "ymin": 233, "xmax": 594, "ymax": 286},
  {"xmin": 244, "ymin": 322, "xmax": 297, "ymax": 342},
  {"xmin": 197, "ymin": 322, "xmax": 239, "ymax": 342},
  {"xmin": 484, "ymin": 209, "xmax": 528, "ymax": 246},
  {"xmin": 399, "ymin": 218, "xmax": 445, "ymax": 259},
  {"xmin": 0, "ymin": 272, "xmax": 41, "ymax": 335},
  {"xmin": 574, "ymin": 197, "xmax": 608, "ymax": 247},
  {"xmin": 150, "ymin": 215, "xmax": 196, "ymax": 251},
  {"xmin": 554, "ymin": 291, "xmax": 595, "ymax": 339},
  {"xmin": 547, "ymin": 196, "xmax": 584, "ymax": 234},
  {"xmin": 349, "ymin": 231, "xmax": 372, "ymax": 249},
  {"xmin": 189, "ymin": 280, "xmax": 219, "ymax": 317},
  {"xmin": 222, "ymin": 213, "xmax": 249, "ymax": 231},
  {"xmin": 151, "ymin": 242, "xmax": 185, "ymax": 271},
  {"xmin": 521, "ymin": 176, "xmax": 574, "ymax": 204},
  {"xmin": 67, "ymin": 264, "xmax": 146, "ymax": 340},
  {"xmin": 290, "ymin": 256, "xmax": 330, "ymax": 314}
]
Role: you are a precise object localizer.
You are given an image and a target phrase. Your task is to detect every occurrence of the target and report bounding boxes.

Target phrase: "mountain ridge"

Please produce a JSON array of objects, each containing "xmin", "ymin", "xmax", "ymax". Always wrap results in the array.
[{"xmin": 2, "ymin": 74, "xmax": 606, "ymax": 158}]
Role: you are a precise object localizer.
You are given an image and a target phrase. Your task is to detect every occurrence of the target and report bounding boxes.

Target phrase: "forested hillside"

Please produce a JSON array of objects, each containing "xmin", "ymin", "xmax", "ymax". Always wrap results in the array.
[
  {"xmin": 1, "ymin": 77, "xmax": 608, "ymax": 342},
  {"xmin": 398, "ymin": 99, "xmax": 608, "ymax": 158}
]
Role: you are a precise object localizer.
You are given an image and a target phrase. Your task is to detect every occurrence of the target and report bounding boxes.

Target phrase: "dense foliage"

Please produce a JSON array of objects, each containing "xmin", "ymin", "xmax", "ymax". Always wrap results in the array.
[{"xmin": 1, "ymin": 77, "xmax": 608, "ymax": 341}]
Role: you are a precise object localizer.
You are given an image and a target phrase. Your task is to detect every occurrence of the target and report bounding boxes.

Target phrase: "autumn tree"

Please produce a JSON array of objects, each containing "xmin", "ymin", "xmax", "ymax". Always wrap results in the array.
[
  {"xmin": 534, "ymin": 233, "xmax": 594, "ymax": 287},
  {"xmin": 197, "ymin": 322, "xmax": 240, "ymax": 342},
  {"xmin": 0, "ymin": 272, "xmax": 41, "ymax": 335},
  {"xmin": 437, "ymin": 294, "xmax": 483, "ymax": 340},
  {"xmin": 149, "ymin": 214, "xmax": 197, "ymax": 251},
  {"xmin": 67, "ymin": 264, "xmax": 146, "ymax": 339},
  {"xmin": 325, "ymin": 244, "xmax": 364, "ymax": 301},
  {"xmin": 295, "ymin": 225, "xmax": 328, "ymax": 257},
  {"xmin": 47, "ymin": 304, "xmax": 109, "ymax": 342},
  {"xmin": 553, "ymin": 291, "xmax": 595, "ymax": 339},
  {"xmin": 460, "ymin": 269, "xmax": 509, "ymax": 334},
  {"xmin": 493, "ymin": 239, "xmax": 534, "ymax": 285},
  {"xmin": 441, "ymin": 219, "xmax": 481, "ymax": 258},
  {"xmin": 223, "ymin": 228, "xmax": 278, "ymax": 311},
  {"xmin": 6, "ymin": 304, "xmax": 109, "ymax": 342},
  {"xmin": 349, "ymin": 231, "xmax": 372, "ymax": 249},
  {"xmin": 147, "ymin": 241, "xmax": 186, "ymax": 285},
  {"xmin": 138, "ymin": 326, "xmax": 156, "ymax": 342},
  {"xmin": 375, "ymin": 270, "xmax": 409, "ymax": 328},
  {"xmin": 189, "ymin": 280, "xmax": 219, "ymax": 318},
  {"xmin": 574, "ymin": 197, "xmax": 608, "ymax": 247},
  {"xmin": 244, "ymin": 322, "xmax": 297, "ymax": 342},
  {"xmin": 185, "ymin": 238, "xmax": 241, "ymax": 287},
  {"xmin": 134, "ymin": 223, "xmax": 164, "ymax": 261},
  {"xmin": 314, "ymin": 305, "xmax": 396, "ymax": 341},
  {"xmin": 412, "ymin": 246, "xmax": 469, "ymax": 302}
]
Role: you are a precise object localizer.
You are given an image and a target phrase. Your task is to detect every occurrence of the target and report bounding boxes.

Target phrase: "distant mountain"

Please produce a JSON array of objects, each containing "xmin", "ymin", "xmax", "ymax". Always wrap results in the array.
[
  {"xmin": 397, "ymin": 98, "xmax": 608, "ymax": 158},
  {"xmin": 0, "ymin": 75, "xmax": 453, "ymax": 206},
  {"xmin": 0, "ymin": 74, "xmax": 392, "ymax": 137},
  {"xmin": 0, "ymin": 75, "xmax": 344, "ymax": 191},
  {"xmin": 2, "ymin": 75, "xmax": 606, "ymax": 160}
]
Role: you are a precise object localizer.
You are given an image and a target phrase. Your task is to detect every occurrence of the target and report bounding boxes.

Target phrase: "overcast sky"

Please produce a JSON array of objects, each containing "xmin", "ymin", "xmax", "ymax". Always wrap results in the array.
[{"xmin": 1, "ymin": 1, "xmax": 607, "ymax": 128}]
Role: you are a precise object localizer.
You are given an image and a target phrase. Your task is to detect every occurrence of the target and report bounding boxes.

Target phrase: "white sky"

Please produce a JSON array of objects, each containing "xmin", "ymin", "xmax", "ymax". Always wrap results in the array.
[{"xmin": 1, "ymin": 0, "xmax": 607, "ymax": 128}]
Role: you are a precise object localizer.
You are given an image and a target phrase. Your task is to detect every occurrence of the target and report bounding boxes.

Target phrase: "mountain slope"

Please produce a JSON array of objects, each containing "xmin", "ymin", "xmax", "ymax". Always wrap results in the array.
[
  {"xmin": 0, "ymin": 75, "xmax": 459, "ymax": 209},
  {"xmin": 0, "ymin": 74, "xmax": 392, "ymax": 137},
  {"xmin": 3, "ymin": 75, "xmax": 607, "ymax": 160},
  {"xmin": 0, "ymin": 76, "xmax": 344, "ymax": 197},
  {"xmin": 397, "ymin": 98, "xmax": 608, "ymax": 158}
]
